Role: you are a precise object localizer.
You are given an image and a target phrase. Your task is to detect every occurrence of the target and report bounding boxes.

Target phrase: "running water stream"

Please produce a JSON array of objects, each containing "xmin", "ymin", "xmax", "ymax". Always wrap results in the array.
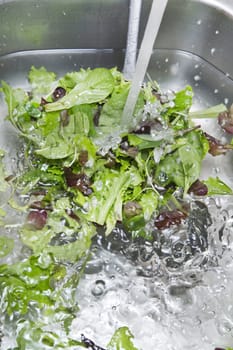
[
  {"xmin": 121, "ymin": 0, "xmax": 168, "ymax": 128},
  {"xmin": 123, "ymin": 0, "xmax": 142, "ymax": 80}
]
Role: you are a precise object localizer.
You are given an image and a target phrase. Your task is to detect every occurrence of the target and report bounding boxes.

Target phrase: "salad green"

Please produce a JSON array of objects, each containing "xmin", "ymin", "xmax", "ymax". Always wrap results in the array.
[{"xmin": 0, "ymin": 66, "xmax": 233, "ymax": 349}]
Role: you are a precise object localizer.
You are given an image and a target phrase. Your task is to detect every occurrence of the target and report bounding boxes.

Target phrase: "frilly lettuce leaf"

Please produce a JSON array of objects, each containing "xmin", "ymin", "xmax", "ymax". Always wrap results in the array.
[{"xmin": 29, "ymin": 66, "xmax": 57, "ymax": 101}]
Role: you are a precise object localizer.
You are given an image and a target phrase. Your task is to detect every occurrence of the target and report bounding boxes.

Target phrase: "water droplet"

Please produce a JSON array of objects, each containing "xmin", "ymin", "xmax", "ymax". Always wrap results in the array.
[
  {"xmin": 196, "ymin": 19, "xmax": 202, "ymax": 25},
  {"xmin": 224, "ymin": 98, "xmax": 229, "ymax": 104},
  {"xmin": 194, "ymin": 75, "xmax": 201, "ymax": 81},
  {"xmin": 165, "ymin": 58, "xmax": 169, "ymax": 63},
  {"xmin": 211, "ymin": 48, "xmax": 216, "ymax": 56},
  {"xmin": 64, "ymin": 101, "xmax": 71, "ymax": 108},
  {"xmin": 213, "ymin": 167, "xmax": 220, "ymax": 174},
  {"xmin": 214, "ymin": 89, "xmax": 219, "ymax": 94},
  {"xmin": 215, "ymin": 30, "xmax": 220, "ymax": 35},
  {"xmin": 170, "ymin": 63, "xmax": 179, "ymax": 76}
]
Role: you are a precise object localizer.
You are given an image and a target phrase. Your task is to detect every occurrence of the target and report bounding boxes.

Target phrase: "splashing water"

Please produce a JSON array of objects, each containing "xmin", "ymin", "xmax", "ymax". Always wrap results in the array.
[{"xmin": 69, "ymin": 197, "xmax": 233, "ymax": 350}]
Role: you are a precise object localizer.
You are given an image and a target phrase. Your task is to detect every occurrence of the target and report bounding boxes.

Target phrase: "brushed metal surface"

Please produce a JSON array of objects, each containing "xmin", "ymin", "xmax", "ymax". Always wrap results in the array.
[{"xmin": 0, "ymin": 0, "xmax": 232, "ymax": 76}]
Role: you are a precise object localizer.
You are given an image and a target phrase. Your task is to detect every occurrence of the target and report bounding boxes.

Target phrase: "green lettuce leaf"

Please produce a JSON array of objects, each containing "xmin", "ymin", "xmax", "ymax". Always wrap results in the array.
[
  {"xmin": 155, "ymin": 131, "xmax": 208, "ymax": 193},
  {"xmin": 58, "ymin": 68, "xmax": 90, "ymax": 90},
  {"xmin": 204, "ymin": 177, "xmax": 233, "ymax": 195},
  {"xmin": 0, "ymin": 235, "xmax": 14, "ymax": 258},
  {"xmin": 28, "ymin": 66, "xmax": 57, "ymax": 100},
  {"xmin": 75, "ymin": 168, "xmax": 131, "ymax": 235},
  {"xmin": 0, "ymin": 149, "xmax": 9, "ymax": 192},
  {"xmin": 45, "ymin": 68, "xmax": 115, "ymax": 112},
  {"xmin": 1, "ymin": 80, "xmax": 29, "ymax": 128},
  {"xmin": 20, "ymin": 207, "xmax": 96, "ymax": 262},
  {"xmin": 0, "ymin": 254, "xmax": 57, "ymax": 315},
  {"xmin": 166, "ymin": 85, "xmax": 193, "ymax": 116},
  {"xmin": 15, "ymin": 322, "xmax": 84, "ymax": 350},
  {"xmin": 190, "ymin": 103, "xmax": 227, "ymax": 119},
  {"xmin": 107, "ymin": 327, "xmax": 138, "ymax": 350}
]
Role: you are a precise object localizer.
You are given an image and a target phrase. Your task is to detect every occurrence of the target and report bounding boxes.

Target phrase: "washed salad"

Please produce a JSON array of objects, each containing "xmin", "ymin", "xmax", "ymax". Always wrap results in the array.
[{"xmin": 0, "ymin": 66, "xmax": 233, "ymax": 349}]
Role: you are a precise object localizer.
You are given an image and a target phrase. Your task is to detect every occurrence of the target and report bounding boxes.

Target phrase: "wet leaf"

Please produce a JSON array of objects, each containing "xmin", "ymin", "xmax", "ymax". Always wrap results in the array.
[{"xmin": 0, "ymin": 236, "xmax": 14, "ymax": 258}]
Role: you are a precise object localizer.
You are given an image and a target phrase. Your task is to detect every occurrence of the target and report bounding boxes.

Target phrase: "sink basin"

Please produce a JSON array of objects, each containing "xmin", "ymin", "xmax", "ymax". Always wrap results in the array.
[
  {"xmin": 0, "ymin": 1, "xmax": 233, "ymax": 349},
  {"xmin": 0, "ymin": 0, "xmax": 233, "ymax": 85}
]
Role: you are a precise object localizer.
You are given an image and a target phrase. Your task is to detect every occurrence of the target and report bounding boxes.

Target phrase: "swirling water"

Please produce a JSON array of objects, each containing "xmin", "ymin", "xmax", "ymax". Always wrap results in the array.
[{"xmin": 70, "ymin": 197, "xmax": 233, "ymax": 350}]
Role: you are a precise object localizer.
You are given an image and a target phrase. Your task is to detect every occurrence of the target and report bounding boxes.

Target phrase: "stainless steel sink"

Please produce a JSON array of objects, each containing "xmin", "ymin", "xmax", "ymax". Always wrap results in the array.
[
  {"xmin": 1, "ymin": 2, "xmax": 233, "ymax": 349},
  {"xmin": 0, "ymin": 0, "xmax": 232, "ymax": 85}
]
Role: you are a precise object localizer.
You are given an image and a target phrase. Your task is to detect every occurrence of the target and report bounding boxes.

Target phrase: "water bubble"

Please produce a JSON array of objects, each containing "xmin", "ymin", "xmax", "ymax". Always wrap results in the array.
[
  {"xmin": 85, "ymin": 259, "xmax": 103, "ymax": 274},
  {"xmin": 95, "ymin": 180, "xmax": 103, "ymax": 191},
  {"xmin": 158, "ymin": 171, "xmax": 168, "ymax": 183},
  {"xmin": 130, "ymin": 286, "xmax": 147, "ymax": 304},
  {"xmin": 217, "ymin": 318, "xmax": 233, "ymax": 335},
  {"xmin": 64, "ymin": 101, "xmax": 71, "ymax": 108},
  {"xmin": 213, "ymin": 167, "xmax": 220, "ymax": 174},
  {"xmin": 91, "ymin": 280, "xmax": 106, "ymax": 297}
]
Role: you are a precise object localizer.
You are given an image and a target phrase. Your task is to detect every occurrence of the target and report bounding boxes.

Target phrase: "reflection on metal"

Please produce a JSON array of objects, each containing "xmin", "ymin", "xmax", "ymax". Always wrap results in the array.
[{"xmin": 193, "ymin": 0, "xmax": 233, "ymax": 17}]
